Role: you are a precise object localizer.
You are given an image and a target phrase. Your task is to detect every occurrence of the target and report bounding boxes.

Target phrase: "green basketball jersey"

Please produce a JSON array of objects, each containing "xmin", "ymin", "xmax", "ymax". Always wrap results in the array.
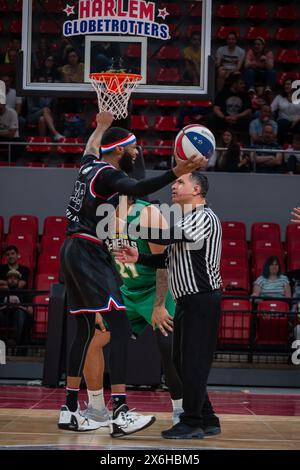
[{"xmin": 106, "ymin": 199, "xmax": 158, "ymax": 291}]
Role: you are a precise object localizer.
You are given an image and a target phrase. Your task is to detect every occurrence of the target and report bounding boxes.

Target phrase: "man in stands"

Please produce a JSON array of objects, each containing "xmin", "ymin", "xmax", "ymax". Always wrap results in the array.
[
  {"xmin": 0, "ymin": 246, "xmax": 30, "ymax": 289},
  {"xmin": 249, "ymin": 105, "xmax": 278, "ymax": 145},
  {"xmin": 250, "ymin": 123, "xmax": 283, "ymax": 173}
]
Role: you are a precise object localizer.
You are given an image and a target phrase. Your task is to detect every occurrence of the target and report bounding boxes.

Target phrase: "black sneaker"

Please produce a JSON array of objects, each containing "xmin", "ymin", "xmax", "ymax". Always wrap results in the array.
[
  {"xmin": 203, "ymin": 414, "xmax": 221, "ymax": 436},
  {"xmin": 161, "ymin": 422, "xmax": 205, "ymax": 440}
]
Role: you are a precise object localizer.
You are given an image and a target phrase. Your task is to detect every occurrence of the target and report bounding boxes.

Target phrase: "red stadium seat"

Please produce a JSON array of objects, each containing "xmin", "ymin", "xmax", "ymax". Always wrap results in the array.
[
  {"xmin": 275, "ymin": 27, "xmax": 299, "ymax": 42},
  {"xmin": 222, "ymin": 241, "xmax": 248, "ymax": 263},
  {"xmin": 186, "ymin": 25, "xmax": 201, "ymax": 38},
  {"xmin": 43, "ymin": 0, "xmax": 65, "ymax": 12},
  {"xmin": 185, "ymin": 100, "xmax": 212, "ymax": 108},
  {"xmin": 222, "ymin": 221, "xmax": 246, "ymax": 241},
  {"xmin": 276, "ymin": 49, "xmax": 300, "ymax": 65},
  {"xmin": 153, "ymin": 116, "xmax": 178, "ymax": 132},
  {"xmin": 12, "ymin": 0, "xmax": 23, "ymax": 11},
  {"xmin": 41, "ymin": 235, "xmax": 64, "ymax": 255},
  {"xmin": 277, "ymin": 72, "xmax": 300, "ymax": 86},
  {"xmin": 221, "ymin": 257, "xmax": 248, "ymax": 270},
  {"xmin": 275, "ymin": 6, "xmax": 297, "ymax": 22},
  {"xmin": 57, "ymin": 137, "xmax": 84, "ymax": 155},
  {"xmin": 155, "ymin": 67, "xmax": 181, "ymax": 84},
  {"xmin": 157, "ymin": 46, "xmax": 181, "ymax": 61},
  {"xmin": 39, "ymin": 20, "xmax": 61, "ymax": 34},
  {"xmin": 153, "ymin": 140, "xmax": 173, "ymax": 157},
  {"xmin": 161, "ymin": 3, "xmax": 181, "ymax": 17},
  {"xmin": 35, "ymin": 273, "xmax": 59, "ymax": 290},
  {"xmin": 126, "ymin": 44, "xmax": 141, "ymax": 58},
  {"xmin": 219, "ymin": 299, "xmax": 252, "ymax": 346},
  {"xmin": 57, "ymin": 163, "xmax": 78, "ymax": 168},
  {"xmin": 188, "ymin": 3, "xmax": 202, "ymax": 17},
  {"xmin": 0, "ymin": 0, "xmax": 8, "ymax": 11},
  {"xmin": 130, "ymin": 115, "xmax": 149, "ymax": 131},
  {"xmin": 216, "ymin": 26, "xmax": 240, "ymax": 40},
  {"xmin": 43, "ymin": 216, "xmax": 68, "ymax": 237},
  {"xmin": 252, "ymin": 240, "xmax": 282, "ymax": 252},
  {"xmin": 168, "ymin": 24, "xmax": 181, "ymax": 39},
  {"xmin": 216, "ymin": 4, "xmax": 240, "ymax": 19},
  {"xmin": 9, "ymin": 19, "xmax": 22, "ymax": 33},
  {"xmin": 221, "ymin": 266, "xmax": 250, "ymax": 295},
  {"xmin": 26, "ymin": 137, "xmax": 52, "ymax": 153},
  {"xmin": 37, "ymin": 254, "xmax": 60, "ymax": 276},
  {"xmin": 155, "ymin": 99, "xmax": 181, "ymax": 108},
  {"xmin": 245, "ymin": 27, "xmax": 270, "ymax": 42},
  {"xmin": 256, "ymin": 301, "xmax": 290, "ymax": 346},
  {"xmin": 26, "ymin": 162, "xmax": 49, "ymax": 168},
  {"xmin": 287, "ymin": 252, "xmax": 300, "ymax": 272},
  {"xmin": 246, "ymin": 5, "xmax": 268, "ymax": 21},
  {"xmin": 33, "ymin": 295, "xmax": 50, "ymax": 338},
  {"xmin": 251, "ymin": 222, "xmax": 281, "ymax": 244},
  {"xmin": 286, "ymin": 224, "xmax": 300, "ymax": 251},
  {"xmin": 132, "ymin": 99, "xmax": 151, "ymax": 107},
  {"xmin": 8, "ymin": 215, "xmax": 38, "ymax": 242}
]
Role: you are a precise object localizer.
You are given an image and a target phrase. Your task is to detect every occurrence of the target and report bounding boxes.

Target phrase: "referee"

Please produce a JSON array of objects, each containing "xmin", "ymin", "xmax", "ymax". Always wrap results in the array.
[{"xmin": 115, "ymin": 171, "xmax": 222, "ymax": 439}]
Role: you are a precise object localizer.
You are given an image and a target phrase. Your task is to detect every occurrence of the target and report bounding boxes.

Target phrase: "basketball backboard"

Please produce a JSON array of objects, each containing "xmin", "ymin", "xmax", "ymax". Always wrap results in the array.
[{"xmin": 18, "ymin": 0, "xmax": 213, "ymax": 99}]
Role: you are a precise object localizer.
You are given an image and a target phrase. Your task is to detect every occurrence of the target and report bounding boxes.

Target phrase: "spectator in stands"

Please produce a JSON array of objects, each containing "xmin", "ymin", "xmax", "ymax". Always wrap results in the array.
[
  {"xmin": 213, "ymin": 75, "xmax": 252, "ymax": 132},
  {"xmin": 252, "ymin": 256, "xmax": 291, "ymax": 299},
  {"xmin": 26, "ymin": 92, "xmax": 63, "ymax": 141},
  {"xmin": 216, "ymin": 129, "xmax": 250, "ymax": 172},
  {"xmin": 0, "ymin": 270, "xmax": 33, "ymax": 346},
  {"xmin": 249, "ymin": 105, "xmax": 278, "ymax": 144},
  {"xmin": 32, "ymin": 37, "xmax": 51, "ymax": 72},
  {"xmin": 61, "ymin": 49, "xmax": 84, "ymax": 83},
  {"xmin": 244, "ymin": 38, "xmax": 276, "ymax": 94},
  {"xmin": 215, "ymin": 32, "xmax": 245, "ymax": 91},
  {"xmin": 183, "ymin": 32, "xmax": 201, "ymax": 85},
  {"xmin": 271, "ymin": 79, "xmax": 300, "ymax": 145},
  {"xmin": 250, "ymin": 124, "xmax": 283, "ymax": 173},
  {"xmin": 0, "ymin": 246, "xmax": 30, "ymax": 289},
  {"xmin": 1, "ymin": 74, "xmax": 25, "ymax": 137},
  {"xmin": 284, "ymin": 134, "xmax": 300, "ymax": 175},
  {"xmin": 33, "ymin": 56, "xmax": 61, "ymax": 83},
  {"xmin": 0, "ymin": 95, "xmax": 19, "ymax": 138}
]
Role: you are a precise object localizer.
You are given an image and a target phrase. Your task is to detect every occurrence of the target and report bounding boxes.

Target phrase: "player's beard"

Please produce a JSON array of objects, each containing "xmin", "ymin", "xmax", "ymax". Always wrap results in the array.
[{"xmin": 119, "ymin": 152, "xmax": 134, "ymax": 173}]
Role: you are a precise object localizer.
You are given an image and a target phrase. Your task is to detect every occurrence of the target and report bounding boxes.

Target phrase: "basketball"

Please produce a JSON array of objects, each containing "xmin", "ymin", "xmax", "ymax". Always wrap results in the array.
[{"xmin": 175, "ymin": 124, "xmax": 216, "ymax": 161}]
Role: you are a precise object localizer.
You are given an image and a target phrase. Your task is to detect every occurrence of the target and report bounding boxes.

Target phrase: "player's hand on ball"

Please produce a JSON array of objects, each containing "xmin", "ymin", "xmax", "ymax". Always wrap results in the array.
[
  {"xmin": 173, "ymin": 150, "xmax": 208, "ymax": 177},
  {"xmin": 152, "ymin": 306, "xmax": 174, "ymax": 336},
  {"xmin": 113, "ymin": 245, "xmax": 139, "ymax": 264},
  {"xmin": 96, "ymin": 111, "xmax": 114, "ymax": 129},
  {"xmin": 291, "ymin": 207, "xmax": 300, "ymax": 224}
]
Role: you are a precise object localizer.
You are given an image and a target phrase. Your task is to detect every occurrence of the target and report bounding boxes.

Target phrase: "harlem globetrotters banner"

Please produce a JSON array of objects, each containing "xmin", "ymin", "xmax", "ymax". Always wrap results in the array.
[{"xmin": 63, "ymin": 0, "xmax": 170, "ymax": 40}]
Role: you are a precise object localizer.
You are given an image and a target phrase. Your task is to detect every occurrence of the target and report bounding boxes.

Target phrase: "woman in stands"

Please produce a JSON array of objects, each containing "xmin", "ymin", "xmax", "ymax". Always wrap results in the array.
[
  {"xmin": 252, "ymin": 256, "xmax": 291, "ymax": 299},
  {"xmin": 216, "ymin": 129, "xmax": 250, "ymax": 172},
  {"xmin": 244, "ymin": 37, "xmax": 276, "ymax": 95},
  {"xmin": 271, "ymin": 79, "xmax": 300, "ymax": 145}
]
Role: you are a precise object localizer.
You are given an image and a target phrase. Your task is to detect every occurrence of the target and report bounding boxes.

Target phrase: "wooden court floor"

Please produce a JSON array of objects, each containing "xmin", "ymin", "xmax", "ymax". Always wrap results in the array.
[{"xmin": 0, "ymin": 387, "xmax": 300, "ymax": 450}]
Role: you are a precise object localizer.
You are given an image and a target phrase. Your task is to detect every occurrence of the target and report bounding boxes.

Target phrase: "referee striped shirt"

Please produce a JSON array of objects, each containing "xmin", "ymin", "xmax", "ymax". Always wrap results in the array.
[{"xmin": 166, "ymin": 206, "xmax": 222, "ymax": 299}]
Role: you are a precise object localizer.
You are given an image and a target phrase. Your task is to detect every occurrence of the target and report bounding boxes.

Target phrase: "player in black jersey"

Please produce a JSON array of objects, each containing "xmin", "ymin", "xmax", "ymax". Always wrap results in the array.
[{"xmin": 58, "ymin": 111, "xmax": 208, "ymax": 436}]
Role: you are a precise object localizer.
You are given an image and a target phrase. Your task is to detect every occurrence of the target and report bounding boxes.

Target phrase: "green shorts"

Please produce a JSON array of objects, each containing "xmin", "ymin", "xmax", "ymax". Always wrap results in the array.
[{"xmin": 121, "ymin": 285, "xmax": 175, "ymax": 336}]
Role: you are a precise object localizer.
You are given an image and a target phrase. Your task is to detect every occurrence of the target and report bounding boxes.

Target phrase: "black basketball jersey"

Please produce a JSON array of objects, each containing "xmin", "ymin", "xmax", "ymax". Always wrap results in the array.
[{"xmin": 66, "ymin": 155, "xmax": 119, "ymax": 238}]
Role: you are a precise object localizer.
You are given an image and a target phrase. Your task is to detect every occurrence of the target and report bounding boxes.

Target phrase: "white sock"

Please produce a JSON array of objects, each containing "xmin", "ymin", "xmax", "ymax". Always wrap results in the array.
[
  {"xmin": 87, "ymin": 388, "xmax": 105, "ymax": 410},
  {"xmin": 172, "ymin": 398, "xmax": 183, "ymax": 411}
]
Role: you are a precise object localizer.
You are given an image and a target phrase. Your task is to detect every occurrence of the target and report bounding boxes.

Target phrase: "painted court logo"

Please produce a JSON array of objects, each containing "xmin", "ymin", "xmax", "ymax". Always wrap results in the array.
[{"xmin": 63, "ymin": 0, "xmax": 170, "ymax": 39}]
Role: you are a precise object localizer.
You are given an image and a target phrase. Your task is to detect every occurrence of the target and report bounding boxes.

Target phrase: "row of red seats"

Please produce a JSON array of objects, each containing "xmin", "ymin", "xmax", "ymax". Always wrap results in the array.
[
  {"xmin": 216, "ymin": 4, "xmax": 300, "ymax": 21},
  {"xmin": 219, "ymin": 299, "xmax": 292, "ymax": 347}
]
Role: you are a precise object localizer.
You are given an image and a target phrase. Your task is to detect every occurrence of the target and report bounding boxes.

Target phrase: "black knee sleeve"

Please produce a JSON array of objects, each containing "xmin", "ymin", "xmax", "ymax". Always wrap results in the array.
[
  {"xmin": 67, "ymin": 313, "xmax": 96, "ymax": 377},
  {"xmin": 155, "ymin": 330, "xmax": 182, "ymax": 400},
  {"xmin": 101, "ymin": 309, "xmax": 131, "ymax": 385}
]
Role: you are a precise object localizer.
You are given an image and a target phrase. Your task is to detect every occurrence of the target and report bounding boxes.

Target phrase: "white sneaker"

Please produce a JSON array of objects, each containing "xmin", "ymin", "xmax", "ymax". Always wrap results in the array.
[
  {"xmin": 58, "ymin": 405, "xmax": 101, "ymax": 432},
  {"xmin": 81, "ymin": 403, "xmax": 110, "ymax": 427},
  {"xmin": 110, "ymin": 405, "xmax": 156, "ymax": 438},
  {"xmin": 172, "ymin": 408, "xmax": 184, "ymax": 425}
]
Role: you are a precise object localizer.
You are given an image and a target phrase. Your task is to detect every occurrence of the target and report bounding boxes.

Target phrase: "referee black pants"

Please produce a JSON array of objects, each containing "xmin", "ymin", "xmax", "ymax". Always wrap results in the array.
[{"xmin": 173, "ymin": 290, "xmax": 221, "ymax": 427}]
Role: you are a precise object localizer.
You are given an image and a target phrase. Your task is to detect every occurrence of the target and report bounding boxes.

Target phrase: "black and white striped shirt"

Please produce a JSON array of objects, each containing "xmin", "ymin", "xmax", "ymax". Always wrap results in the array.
[
  {"xmin": 167, "ymin": 206, "xmax": 222, "ymax": 299},
  {"xmin": 137, "ymin": 205, "xmax": 222, "ymax": 300}
]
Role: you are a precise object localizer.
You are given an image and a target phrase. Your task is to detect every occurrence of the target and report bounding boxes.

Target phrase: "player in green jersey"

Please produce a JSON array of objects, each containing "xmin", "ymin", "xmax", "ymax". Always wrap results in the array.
[{"xmin": 82, "ymin": 196, "xmax": 183, "ymax": 428}]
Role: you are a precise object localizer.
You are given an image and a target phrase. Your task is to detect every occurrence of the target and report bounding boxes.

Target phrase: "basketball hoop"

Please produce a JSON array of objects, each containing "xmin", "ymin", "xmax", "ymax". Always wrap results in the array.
[{"xmin": 89, "ymin": 72, "xmax": 142, "ymax": 120}]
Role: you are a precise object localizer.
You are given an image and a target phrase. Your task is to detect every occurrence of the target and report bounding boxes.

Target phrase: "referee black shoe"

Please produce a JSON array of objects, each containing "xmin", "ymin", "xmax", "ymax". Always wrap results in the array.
[
  {"xmin": 203, "ymin": 414, "xmax": 221, "ymax": 436},
  {"xmin": 161, "ymin": 422, "xmax": 205, "ymax": 439}
]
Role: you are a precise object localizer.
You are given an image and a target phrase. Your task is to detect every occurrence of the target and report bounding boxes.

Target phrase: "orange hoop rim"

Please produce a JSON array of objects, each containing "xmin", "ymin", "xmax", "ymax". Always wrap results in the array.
[{"xmin": 89, "ymin": 72, "xmax": 142, "ymax": 83}]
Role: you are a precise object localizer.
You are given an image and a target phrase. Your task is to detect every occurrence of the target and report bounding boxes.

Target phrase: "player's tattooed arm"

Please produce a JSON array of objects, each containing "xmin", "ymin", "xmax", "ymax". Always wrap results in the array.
[
  {"xmin": 84, "ymin": 111, "xmax": 113, "ymax": 157},
  {"xmin": 154, "ymin": 269, "xmax": 169, "ymax": 307}
]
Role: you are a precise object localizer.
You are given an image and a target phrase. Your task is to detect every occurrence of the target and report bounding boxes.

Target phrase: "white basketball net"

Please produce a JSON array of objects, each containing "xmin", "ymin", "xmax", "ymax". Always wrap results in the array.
[{"xmin": 90, "ymin": 73, "xmax": 142, "ymax": 120}]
